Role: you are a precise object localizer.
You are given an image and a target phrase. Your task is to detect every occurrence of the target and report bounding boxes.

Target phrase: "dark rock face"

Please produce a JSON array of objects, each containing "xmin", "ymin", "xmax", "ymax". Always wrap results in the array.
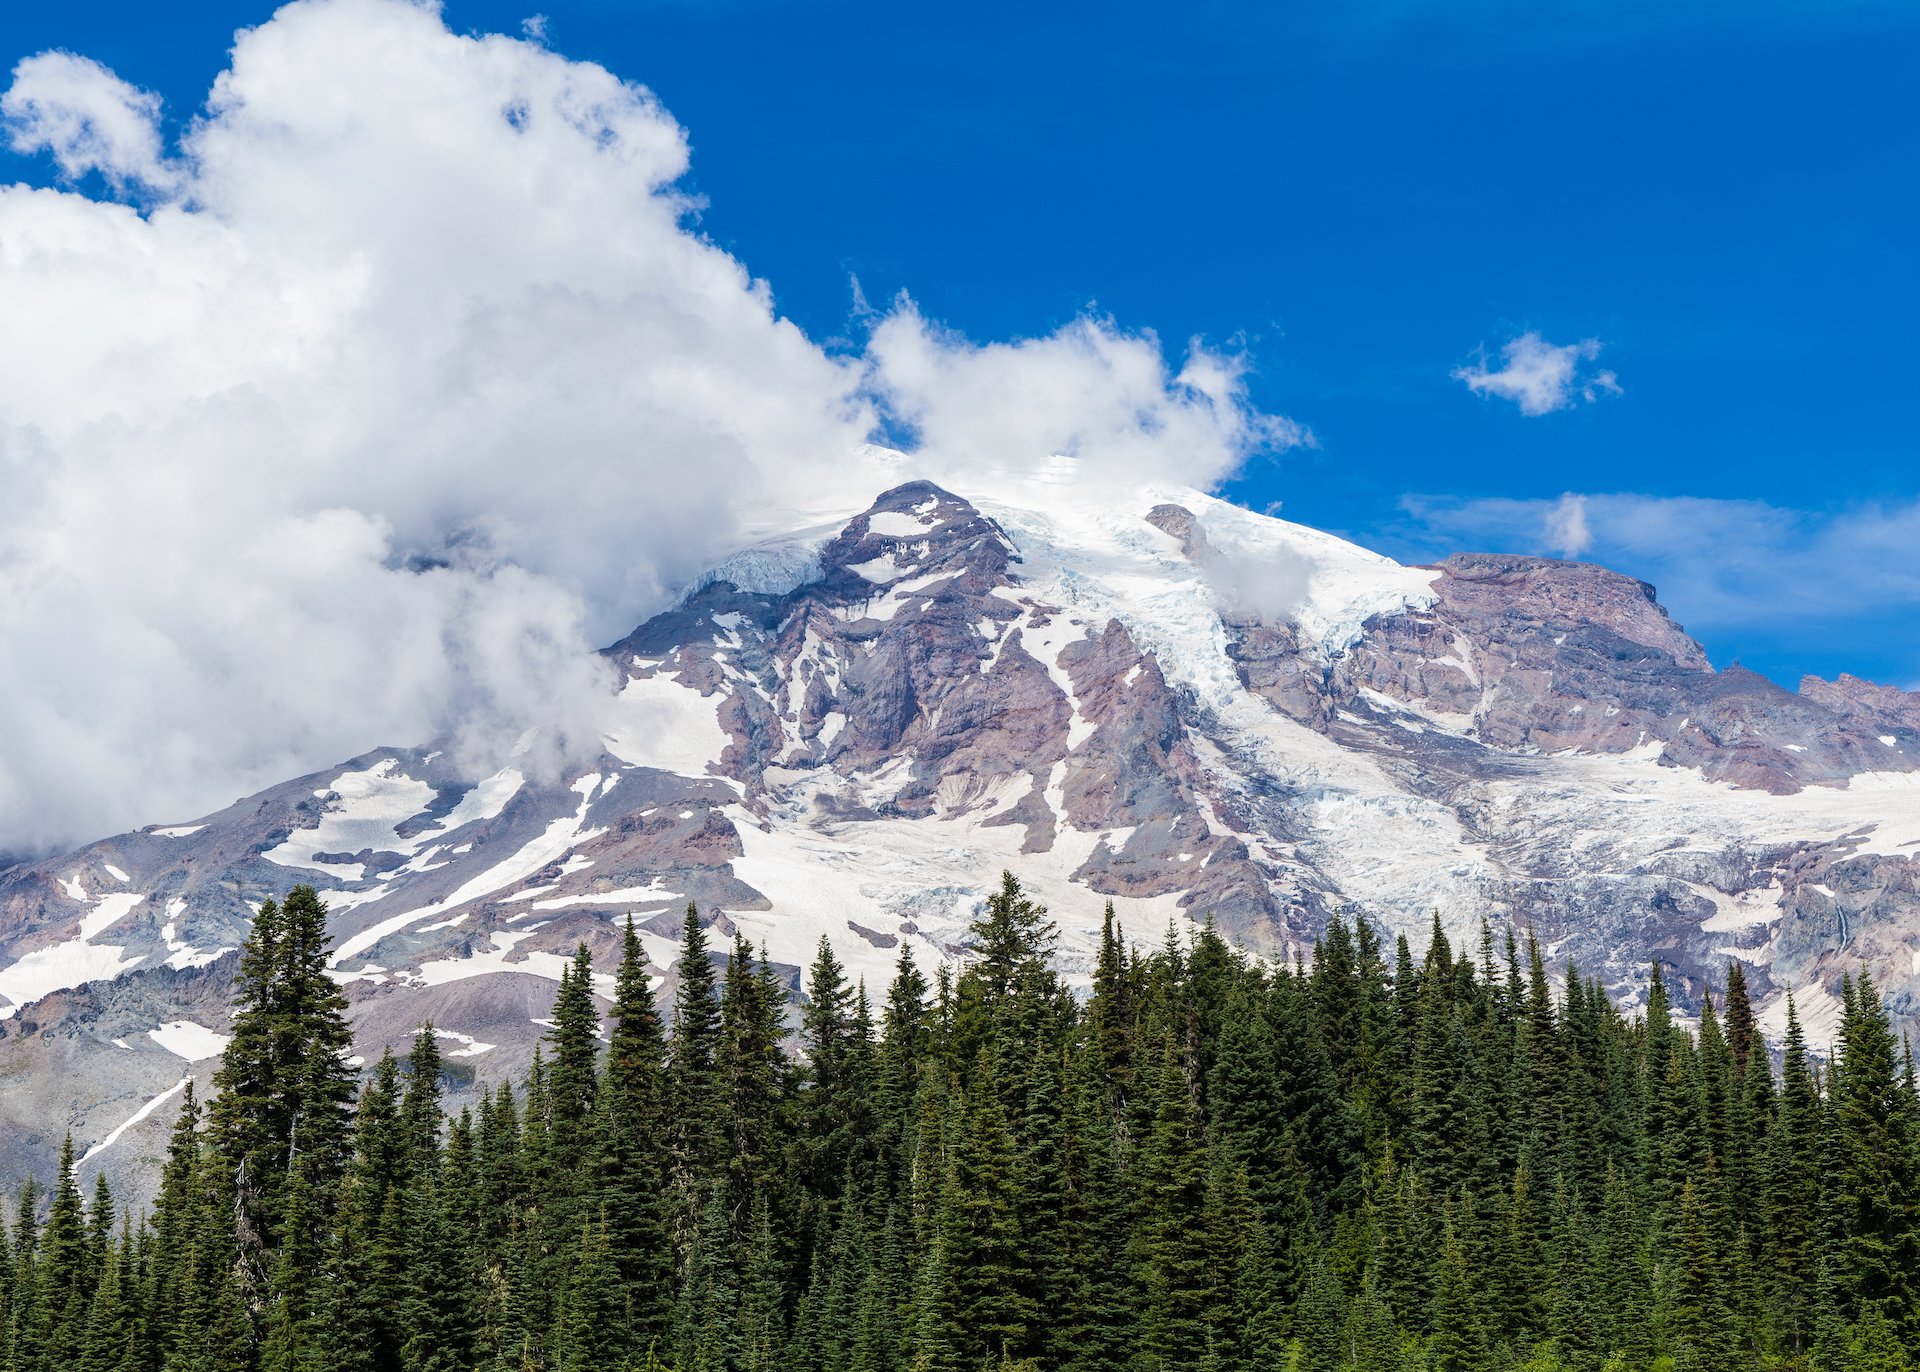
[
  {"xmin": 4, "ymin": 479, "xmax": 1920, "ymax": 1201},
  {"xmin": 1800, "ymin": 673, "xmax": 1920, "ymax": 741}
]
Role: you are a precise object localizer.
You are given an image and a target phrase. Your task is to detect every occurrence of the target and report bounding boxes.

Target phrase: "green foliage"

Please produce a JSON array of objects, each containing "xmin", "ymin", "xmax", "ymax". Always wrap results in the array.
[{"xmin": 27, "ymin": 875, "xmax": 1920, "ymax": 1372}]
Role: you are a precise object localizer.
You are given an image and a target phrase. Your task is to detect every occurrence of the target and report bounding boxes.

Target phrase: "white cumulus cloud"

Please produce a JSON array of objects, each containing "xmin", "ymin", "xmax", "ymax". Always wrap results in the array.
[
  {"xmin": 1453, "ymin": 330, "xmax": 1621, "ymax": 416},
  {"xmin": 0, "ymin": 0, "xmax": 1295, "ymax": 855},
  {"xmin": 2, "ymin": 51, "xmax": 178, "ymax": 191}
]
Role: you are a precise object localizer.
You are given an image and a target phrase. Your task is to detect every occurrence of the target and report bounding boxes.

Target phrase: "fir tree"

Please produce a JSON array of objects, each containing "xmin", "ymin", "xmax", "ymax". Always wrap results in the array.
[
  {"xmin": 598, "ymin": 914, "xmax": 674, "ymax": 1345},
  {"xmin": 208, "ymin": 884, "xmax": 357, "ymax": 1263},
  {"xmin": 668, "ymin": 903, "xmax": 725, "ymax": 1204},
  {"xmin": 1131, "ymin": 1037, "xmax": 1216, "ymax": 1371}
]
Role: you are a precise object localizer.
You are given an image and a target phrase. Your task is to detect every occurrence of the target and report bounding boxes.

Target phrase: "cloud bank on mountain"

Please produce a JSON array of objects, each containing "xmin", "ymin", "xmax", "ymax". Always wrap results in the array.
[{"xmin": 0, "ymin": 0, "xmax": 1293, "ymax": 855}]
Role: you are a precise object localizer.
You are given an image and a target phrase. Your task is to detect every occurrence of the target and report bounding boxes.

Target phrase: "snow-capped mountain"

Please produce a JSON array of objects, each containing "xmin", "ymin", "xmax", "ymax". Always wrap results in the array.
[{"xmin": 6, "ymin": 480, "xmax": 1919, "ymax": 1196}]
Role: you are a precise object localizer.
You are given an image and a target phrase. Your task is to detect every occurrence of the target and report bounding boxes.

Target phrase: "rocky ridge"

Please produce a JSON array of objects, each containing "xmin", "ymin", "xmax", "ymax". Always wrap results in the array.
[{"xmin": 3, "ymin": 480, "xmax": 1917, "ymax": 1198}]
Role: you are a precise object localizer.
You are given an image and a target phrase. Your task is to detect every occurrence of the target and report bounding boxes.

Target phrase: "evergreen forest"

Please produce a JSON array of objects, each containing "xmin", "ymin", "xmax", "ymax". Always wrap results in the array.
[{"xmin": 2, "ymin": 876, "xmax": 1918, "ymax": 1372}]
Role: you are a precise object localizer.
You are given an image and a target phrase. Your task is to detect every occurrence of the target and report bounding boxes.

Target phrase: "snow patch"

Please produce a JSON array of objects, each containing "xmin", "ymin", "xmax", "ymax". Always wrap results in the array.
[
  {"xmin": 330, "ymin": 774, "xmax": 609, "ymax": 966},
  {"xmin": 81, "ymin": 892, "xmax": 144, "ymax": 940},
  {"xmin": 0, "ymin": 888, "xmax": 149, "ymax": 1015},
  {"xmin": 81, "ymin": 1077, "xmax": 190, "ymax": 1163},
  {"xmin": 868, "ymin": 510, "xmax": 937, "ymax": 537},
  {"xmin": 603, "ymin": 674, "xmax": 730, "ymax": 776},
  {"xmin": 411, "ymin": 930, "xmax": 613, "ymax": 996},
  {"xmin": 264, "ymin": 760, "xmax": 438, "ymax": 880},
  {"xmin": 159, "ymin": 917, "xmax": 230, "ymax": 971},
  {"xmin": 529, "ymin": 881, "xmax": 676, "ymax": 911},
  {"xmin": 149, "ymin": 1020, "xmax": 231, "ymax": 1061},
  {"xmin": 434, "ymin": 1028, "xmax": 497, "ymax": 1058},
  {"xmin": 267, "ymin": 761, "xmax": 522, "ymax": 884},
  {"xmin": 151, "ymin": 824, "xmax": 206, "ymax": 838},
  {"xmin": 847, "ymin": 551, "xmax": 903, "ymax": 584}
]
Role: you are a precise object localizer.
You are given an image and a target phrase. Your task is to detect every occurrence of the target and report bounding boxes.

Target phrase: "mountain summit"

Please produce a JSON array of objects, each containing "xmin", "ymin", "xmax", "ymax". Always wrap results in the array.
[{"xmin": 4, "ymin": 481, "xmax": 1917, "ymax": 1192}]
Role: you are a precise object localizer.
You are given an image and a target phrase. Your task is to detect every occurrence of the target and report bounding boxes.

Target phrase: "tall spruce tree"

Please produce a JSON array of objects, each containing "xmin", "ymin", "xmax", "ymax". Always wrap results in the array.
[{"xmin": 207, "ymin": 885, "xmax": 357, "ymax": 1266}]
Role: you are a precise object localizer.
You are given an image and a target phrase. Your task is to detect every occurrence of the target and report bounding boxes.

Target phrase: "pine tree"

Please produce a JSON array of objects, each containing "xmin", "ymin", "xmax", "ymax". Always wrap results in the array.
[
  {"xmin": 796, "ymin": 934, "xmax": 858, "ymax": 1212},
  {"xmin": 598, "ymin": 914, "xmax": 674, "ymax": 1346},
  {"xmin": 1293, "ymin": 1254, "xmax": 1348, "ymax": 1370},
  {"xmin": 669, "ymin": 902, "xmax": 725, "ymax": 1210},
  {"xmin": 40, "ymin": 1135, "xmax": 90, "ymax": 1366},
  {"xmin": 1060, "ymin": 1031, "xmax": 1135, "ymax": 1372},
  {"xmin": 1341, "ymin": 1275, "xmax": 1406, "ymax": 1372},
  {"xmin": 674, "ymin": 1187, "xmax": 740, "ymax": 1372},
  {"xmin": 718, "ymin": 934, "xmax": 788, "ymax": 1231},
  {"xmin": 1768, "ymin": 992, "xmax": 1825, "ymax": 1355},
  {"xmin": 547, "ymin": 947, "xmax": 602, "ymax": 1165},
  {"xmin": 208, "ymin": 884, "xmax": 357, "ymax": 1264},
  {"xmin": 552, "ymin": 1219, "xmax": 629, "ymax": 1372},
  {"xmin": 80, "ymin": 1222, "xmax": 140, "ymax": 1372},
  {"xmin": 1846, "ymin": 1302, "xmax": 1914, "ymax": 1372},
  {"xmin": 969, "ymin": 871, "xmax": 1057, "ymax": 1008},
  {"xmin": 1829, "ymin": 975, "xmax": 1919, "ymax": 1330},
  {"xmin": 736, "ymin": 1192, "xmax": 786, "ymax": 1372},
  {"xmin": 1089, "ymin": 902, "xmax": 1134, "ymax": 1105},
  {"xmin": 1664, "ymin": 1179, "xmax": 1737, "ymax": 1372},
  {"xmin": 1724, "ymin": 960, "xmax": 1757, "ymax": 1076},
  {"xmin": 1426, "ymin": 1215, "xmax": 1485, "ymax": 1372},
  {"xmin": 398, "ymin": 1173, "xmax": 476, "ymax": 1372},
  {"xmin": 402, "ymin": 1021, "xmax": 446, "ymax": 1171},
  {"xmin": 1131, "ymin": 1037, "xmax": 1216, "ymax": 1371},
  {"xmin": 935, "ymin": 1046, "xmax": 1034, "ymax": 1365}
]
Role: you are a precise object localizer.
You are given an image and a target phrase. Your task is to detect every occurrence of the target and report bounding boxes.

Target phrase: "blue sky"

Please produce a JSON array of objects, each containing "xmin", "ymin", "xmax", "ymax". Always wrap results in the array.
[{"xmin": 4, "ymin": 0, "xmax": 1916, "ymax": 687}]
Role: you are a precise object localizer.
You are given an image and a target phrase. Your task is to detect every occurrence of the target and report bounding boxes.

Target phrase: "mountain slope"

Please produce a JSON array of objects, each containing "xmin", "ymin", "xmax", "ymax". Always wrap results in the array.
[{"xmin": 4, "ymin": 479, "xmax": 1917, "ymax": 1195}]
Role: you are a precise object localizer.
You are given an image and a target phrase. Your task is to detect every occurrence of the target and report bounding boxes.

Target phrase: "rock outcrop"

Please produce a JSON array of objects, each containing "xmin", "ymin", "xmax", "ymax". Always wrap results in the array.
[{"xmin": 4, "ymin": 480, "xmax": 1917, "ymax": 1199}]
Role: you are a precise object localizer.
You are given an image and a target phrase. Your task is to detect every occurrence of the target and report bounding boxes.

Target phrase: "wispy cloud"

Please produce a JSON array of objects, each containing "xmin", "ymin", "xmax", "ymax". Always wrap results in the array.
[
  {"xmin": 1541, "ymin": 492, "xmax": 1593, "ymax": 557},
  {"xmin": 1453, "ymin": 331, "xmax": 1621, "ymax": 417}
]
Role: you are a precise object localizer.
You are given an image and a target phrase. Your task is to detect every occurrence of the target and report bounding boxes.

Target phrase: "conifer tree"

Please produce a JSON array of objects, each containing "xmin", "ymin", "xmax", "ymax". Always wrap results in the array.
[
  {"xmin": 1426, "ymin": 1216, "xmax": 1485, "ymax": 1372},
  {"xmin": 674, "ymin": 1187, "xmax": 741, "ymax": 1372},
  {"xmin": 552, "ymin": 1219, "xmax": 628, "ymax": 1372},
  {"xmin": 668, "ymin": 902, "xmax": 724, "ymax": 1205},
  {"xmin": 545, "ymin": 945, "xmax": 602, "ymax": 1174},
  {"xmin": 209, "ymin": 885, "xmax": 357, "ymax": 1253},
  {"xmin": 1724, "ymin": 960, "xmax": 1757, "ymax": 1075},
  {"xmin": 598, "ymin": 914, "xmax": 674, "ymax": 1346},
  {"xmin": 16, "ymin": 877, "xmax": 1920, "ymax": 1372},
  {"xmin": 80, "ymin": 1223, "xmax": 140, "ymax": 1372},
  {"xmin": 1060, "ymin": 1031, "xmax": 1135, "ymax": 1371},
  {"xmin": 1090, "ymin": 902, "xmax": 1134, "ymax": 1104},
  {"xmin": 1829, "ymin": 975, "xmax": 1919, "ymax": 1330},
  {"xmin": 736, "ymin": 1192, "xmax": 786, "ymax": 1372},
  {"xmin": 1131, "ymin": 1037, "xmax": 1216, "ymax": 1371},
  {"xmin": 719, "ymin": 934, "xmax": 788, "ymax": 1231},
  {"xmin": 1767, "ymin": 993, "xmax": 1825, "ymax": 1354},
  {"xmin": 970, "ymin": 871, "xmax": 1056, "ymax": 1008},
  {"xmin": 796, "ymin": 934, "xmax": 858, "ymax": 1210},
  {"xmin": 39, "ymin": 1135, "xmax": 90, "ymax": 1366}
]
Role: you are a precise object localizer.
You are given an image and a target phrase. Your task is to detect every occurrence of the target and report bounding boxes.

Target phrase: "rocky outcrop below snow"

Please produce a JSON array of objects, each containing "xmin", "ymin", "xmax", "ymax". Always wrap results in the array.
[{"xmin": 4, "ymin": 479, "xmax": 1919, "ymax": 1197}]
